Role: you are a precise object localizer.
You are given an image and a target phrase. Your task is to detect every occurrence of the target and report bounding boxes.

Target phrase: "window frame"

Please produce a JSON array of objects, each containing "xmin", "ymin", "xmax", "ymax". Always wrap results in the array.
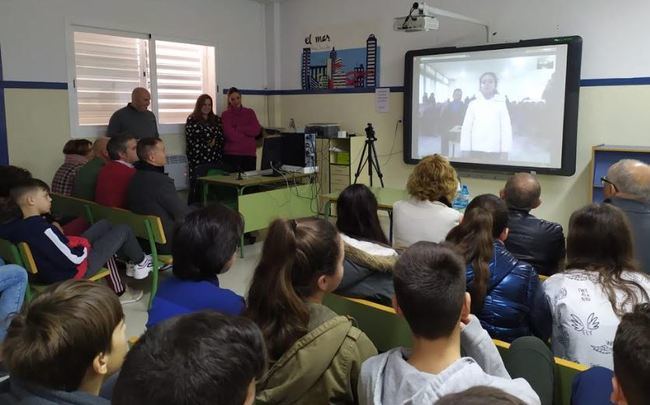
[{"xmin": 66, "ymin": 24, "xmax": 219, "ymax": 138}]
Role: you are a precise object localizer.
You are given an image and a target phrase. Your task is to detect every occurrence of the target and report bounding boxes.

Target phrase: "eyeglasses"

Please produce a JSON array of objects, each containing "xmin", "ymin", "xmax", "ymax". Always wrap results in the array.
[{"xmin": 600, "ymin": 176, "xmax": 619, "ymax": 192}]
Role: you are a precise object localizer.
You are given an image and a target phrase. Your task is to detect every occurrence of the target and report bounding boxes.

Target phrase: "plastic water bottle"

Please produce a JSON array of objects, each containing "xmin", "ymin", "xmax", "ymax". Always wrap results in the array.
[{"xmin": 452, "ymin": 184, "xmax": 470, "ymax": 211}]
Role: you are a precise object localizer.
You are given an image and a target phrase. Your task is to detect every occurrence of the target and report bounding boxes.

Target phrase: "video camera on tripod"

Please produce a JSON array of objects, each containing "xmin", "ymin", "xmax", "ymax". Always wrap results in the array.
[{"xmin": 354, "ymin": 123, "xmax": 384, "ymax": 187}]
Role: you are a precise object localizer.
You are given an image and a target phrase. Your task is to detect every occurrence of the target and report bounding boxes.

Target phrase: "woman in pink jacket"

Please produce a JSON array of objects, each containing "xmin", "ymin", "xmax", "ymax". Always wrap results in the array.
[{"xmin": 221, "ymin": 87, "xmax": 262, "ymax": 172}]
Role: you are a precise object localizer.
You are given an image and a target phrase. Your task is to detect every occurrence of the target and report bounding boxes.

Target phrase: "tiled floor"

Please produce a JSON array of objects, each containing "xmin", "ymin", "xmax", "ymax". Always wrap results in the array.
[{"xmin": 122, "ymin": 241, "xmax": 263, "ymax": 339}]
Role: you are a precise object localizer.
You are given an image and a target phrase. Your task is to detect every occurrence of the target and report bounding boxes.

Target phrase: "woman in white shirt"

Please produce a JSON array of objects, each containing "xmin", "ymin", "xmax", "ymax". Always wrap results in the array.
[
  {"xmin": 535, "ymin": 203, "xmax": 650, "ymax": 368},
  {"xmin": 392, "ymin": 154, "xmax": 462, "ymax": 249}
]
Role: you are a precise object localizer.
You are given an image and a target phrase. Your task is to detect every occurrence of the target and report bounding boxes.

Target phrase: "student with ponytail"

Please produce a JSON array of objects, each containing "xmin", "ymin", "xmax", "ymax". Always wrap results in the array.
[
  {"xmin": 245, "ymin": 217, "xmax": 377, "ymax": 405},
  {"xmin": 446, "ymin": 194, "xmax": 541, "ymax": 342}
]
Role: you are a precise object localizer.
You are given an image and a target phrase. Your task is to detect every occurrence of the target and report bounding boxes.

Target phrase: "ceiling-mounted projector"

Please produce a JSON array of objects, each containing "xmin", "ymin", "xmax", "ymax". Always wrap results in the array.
[
  {"xmin": 394, "ymin": 2, "xmax": 439, "ymax": 32},
  {"xmin": 393, "ymin": 2, "xmax": 490, "ymax": 40}
]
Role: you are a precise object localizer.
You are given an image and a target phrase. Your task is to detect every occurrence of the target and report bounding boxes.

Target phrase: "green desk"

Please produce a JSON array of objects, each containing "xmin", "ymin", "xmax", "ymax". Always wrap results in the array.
[
  {"xmin": 320, "ymin": 187, "xmax": 408, "ymax": 242},
  {"xmin": 200, "ymin": 173, "xmax": 318, "ymax": 256}
]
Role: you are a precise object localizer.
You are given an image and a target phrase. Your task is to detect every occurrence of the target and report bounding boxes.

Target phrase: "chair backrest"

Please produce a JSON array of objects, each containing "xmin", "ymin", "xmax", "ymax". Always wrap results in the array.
[
  {"xmin": 50, "ymin": 193, "xmax": 93, "ymax": 221},
  {"xmin": 322, "ymin": 294, "xmax": 412, "ymax": 352},
  {"xmin": 88, "ymin": 204, "xmax": 166, "ymax": 245},
  {"xmin": 0, "ymin": 238, "xmax": 24, "ymax": 266},
  {"xmin": 17, "ymin": 242, "xmax": 38, "ymax": 275}
]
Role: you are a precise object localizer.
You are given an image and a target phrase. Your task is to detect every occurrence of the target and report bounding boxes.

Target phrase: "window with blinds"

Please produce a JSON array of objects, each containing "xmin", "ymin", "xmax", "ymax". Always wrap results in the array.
[
  {"xmin": 155, "ymin": 41, "xmax": 215, "ymax": 124},
  {"xmin": 69, "ymin": 28, "xmax": 216, "ymax": 131},
  {"xmin": 73, "ymin": 31, "xmax": 150, "ymax": 126}
]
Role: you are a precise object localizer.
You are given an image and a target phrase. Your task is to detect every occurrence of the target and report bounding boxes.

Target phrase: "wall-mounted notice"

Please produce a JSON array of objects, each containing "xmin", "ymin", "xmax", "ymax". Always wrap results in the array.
[{"xmin": 375, "ymin": 87, "xmax": 390, "ymax": 113}]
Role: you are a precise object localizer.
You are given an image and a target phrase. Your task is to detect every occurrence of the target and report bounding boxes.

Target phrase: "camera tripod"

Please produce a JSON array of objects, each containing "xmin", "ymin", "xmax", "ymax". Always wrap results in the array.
[{"xmin": 353, "ymin": 123, "xmax": 385, "ymax": 188}]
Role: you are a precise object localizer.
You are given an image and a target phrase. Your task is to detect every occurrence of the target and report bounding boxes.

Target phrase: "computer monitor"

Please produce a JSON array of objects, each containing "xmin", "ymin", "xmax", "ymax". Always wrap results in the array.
[
  {"xmin": 261, "ymin": 135, "xmax": 285, "ymax": 171},
  {"xmin": 262, "ymin": 133, "xmax": 317, "ymax": 172},
  {"xmin": 282, "ymin": 133, "xmax": 308, "ymax": 167}
]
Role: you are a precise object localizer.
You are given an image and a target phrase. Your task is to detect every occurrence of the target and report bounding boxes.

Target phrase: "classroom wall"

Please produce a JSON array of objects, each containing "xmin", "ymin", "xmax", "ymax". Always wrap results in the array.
[
  {"xmin": 269, "ymin": 0, "xmax": 650, "ymax": 229},
  {"xmin": 0, "ymin": 0, "xmax": 268, "ymax": 180}
]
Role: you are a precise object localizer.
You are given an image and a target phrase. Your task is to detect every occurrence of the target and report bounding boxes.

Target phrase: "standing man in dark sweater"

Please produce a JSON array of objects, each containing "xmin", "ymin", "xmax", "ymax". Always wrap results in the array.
[
  {"xmin": 126, "ymin": 138, "xmax": 188, "ymax": 254},
  {"xmin": 107, "ymin": 87, "xmax": 159, "ymax": 139},
  {"xmin": 604, "ymin": 159, "xmax": 650, "ymax": 274},
  {"xmin": 500, "ymin": 173, "xmax": 565, "ymax": 276}
]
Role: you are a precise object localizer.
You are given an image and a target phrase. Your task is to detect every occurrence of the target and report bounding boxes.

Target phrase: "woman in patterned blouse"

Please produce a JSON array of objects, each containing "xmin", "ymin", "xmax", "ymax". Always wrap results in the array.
[
  {"xmin": 534, "ymin": 203, "xmax": 650, "ymax": 368},
  {"xmin": 185, "ymin": 94, "xmax": 224, "ymax": 202}
]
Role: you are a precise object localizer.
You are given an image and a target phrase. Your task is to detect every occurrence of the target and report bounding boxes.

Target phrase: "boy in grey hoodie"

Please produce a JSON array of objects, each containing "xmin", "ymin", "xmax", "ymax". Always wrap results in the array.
[{"xmin": 358, "ymin": 242, "xmax": 540, "ymax": 405}]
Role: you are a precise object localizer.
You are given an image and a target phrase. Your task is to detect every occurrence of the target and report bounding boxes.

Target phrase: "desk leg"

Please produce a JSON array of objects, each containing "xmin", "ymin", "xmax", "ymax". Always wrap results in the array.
[
  {"xmin": 324, "ymin": 200, "xmax": 332, "ymax": 222},
  {"xmin": 238, "ymin": 187, "xmax": 245, "ymax": 259},
  {"xmin": 388, "ymin": 210, "xmax": 393, "ymax": 243},
  {"xmin": 202, "ymin": 182, "xmax": 208, "ymax": 206}
]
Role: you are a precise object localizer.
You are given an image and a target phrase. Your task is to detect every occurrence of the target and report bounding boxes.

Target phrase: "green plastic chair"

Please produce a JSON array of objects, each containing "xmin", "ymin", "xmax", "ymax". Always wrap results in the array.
[{"xmin": 86, "ymin": 204, "xmax": 171, "ymax": 308}]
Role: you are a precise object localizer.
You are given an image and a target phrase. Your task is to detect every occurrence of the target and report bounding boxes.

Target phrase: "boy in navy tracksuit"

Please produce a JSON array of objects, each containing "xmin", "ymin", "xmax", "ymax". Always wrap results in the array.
[{"xmin": 0, "ymin": 179, "xmax": 153, "ymax": 300}]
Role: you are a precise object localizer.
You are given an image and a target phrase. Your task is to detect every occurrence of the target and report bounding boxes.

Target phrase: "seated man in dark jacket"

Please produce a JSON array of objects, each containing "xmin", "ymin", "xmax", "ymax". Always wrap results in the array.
[
  {"xmin": 604, "ymin": 159, "xmax": 650, "ymax": 274},
  {"xmin": 126, "ymin": 138, "xmax": 188, "ymax": 254},
  {"xmin": 500, "ymin": 173, "xmax": 565, "ymax": 276}
]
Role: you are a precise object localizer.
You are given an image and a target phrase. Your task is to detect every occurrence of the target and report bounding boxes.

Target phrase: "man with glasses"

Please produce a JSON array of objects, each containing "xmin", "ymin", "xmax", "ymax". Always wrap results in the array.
[
  {"xmin": 500, "ymin": 173, "xmax": 565, "ymax": 276},
  {"xmin": 604, "ymin": 159, "xmax": 650, "ymax": 274}
]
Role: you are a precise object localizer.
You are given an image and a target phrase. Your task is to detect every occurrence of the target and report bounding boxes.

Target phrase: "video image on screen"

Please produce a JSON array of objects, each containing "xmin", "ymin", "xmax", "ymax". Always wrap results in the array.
[{"xmin": 410, "ymin": 44, "xmax": 569, "ymax": 169}]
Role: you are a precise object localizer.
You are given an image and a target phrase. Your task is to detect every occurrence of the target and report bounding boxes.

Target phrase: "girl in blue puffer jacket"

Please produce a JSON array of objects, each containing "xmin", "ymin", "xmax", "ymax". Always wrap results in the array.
[{"xmin": 446, "ymin": 194, "xmax": 544, "ymax": 342}]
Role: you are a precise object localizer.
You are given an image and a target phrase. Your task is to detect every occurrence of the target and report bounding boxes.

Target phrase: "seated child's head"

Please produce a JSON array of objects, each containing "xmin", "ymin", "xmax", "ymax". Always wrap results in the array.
[
  {"xmin": 171, "ymin": 204, "xmax": 243, "ymax": 281},
  {"xmin": 336, "ymin": 184, "xmax": 388, "ymax": 245},
  {"xmin": 393, "ymin": 241, "xmax": 469, "ymax": 340},
  {"xmin": 464, "ymin": 194, "xmax": 509, "ymax": 240},
  {"xmin": 612, "ymin": 303, "xmax": 650, "ymax": 405},
  {"xmin": 245, "ymin": 217, "xmax": 343, "ymax": 360},
  {"xmin": 9, "ymin": 178, "xmax": 52, "ymax": 216},
  {"xmin": 112, "ymin": 311, "xmax": 266, "ymax": 405},
  {"xmin": 436, "ymin": 386, "xmax": 526, "ymax": 405},
  {"xmin": 2, "ymin": 280, "xmax": 126, "ymax": 393}
]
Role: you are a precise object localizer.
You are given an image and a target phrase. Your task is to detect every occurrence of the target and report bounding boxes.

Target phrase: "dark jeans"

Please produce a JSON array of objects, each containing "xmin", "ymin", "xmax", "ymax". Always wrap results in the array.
[{"xmin": 223, "ymin": 154, "xmax": 256, "ymax": 172}]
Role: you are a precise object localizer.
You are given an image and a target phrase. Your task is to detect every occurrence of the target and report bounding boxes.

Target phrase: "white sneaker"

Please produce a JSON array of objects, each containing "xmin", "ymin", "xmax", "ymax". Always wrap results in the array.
[
  {"xmin": 127, "ymin": 254, "xmax": 153, "ymax": 280},
  {"xmin": 119, "ymin": 287, "xmax": 144, "ymax": 304}
]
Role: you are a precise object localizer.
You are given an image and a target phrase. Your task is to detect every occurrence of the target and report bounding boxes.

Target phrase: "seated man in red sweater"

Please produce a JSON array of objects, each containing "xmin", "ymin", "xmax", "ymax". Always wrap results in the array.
[{"xmin": 95, "ymin": 134, "xmax": 138, "ymax": 208}]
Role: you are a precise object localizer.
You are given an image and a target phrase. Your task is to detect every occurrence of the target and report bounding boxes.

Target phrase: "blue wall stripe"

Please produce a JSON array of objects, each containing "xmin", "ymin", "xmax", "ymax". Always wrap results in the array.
[
  {"xmin": 223, "ymin": 86, "xmax": 405, "ymax": 95},
  {"xmin": 0, "ymin": 47, "xmax": 7, "ymax": 165},
  {"xmin": 579, "ymin": 77, "xmax": 650, "ymax": 87},
  {"xmin": 0, "ymin": 76, "xmax": 646, "ymax": 94},
  {"xmin": 0, "ymin": 81, "xmax": 68, "ymax": 90},
  {"xmin": 222, "ymin": 78, "xmax": 650, "ymax": 95}
]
